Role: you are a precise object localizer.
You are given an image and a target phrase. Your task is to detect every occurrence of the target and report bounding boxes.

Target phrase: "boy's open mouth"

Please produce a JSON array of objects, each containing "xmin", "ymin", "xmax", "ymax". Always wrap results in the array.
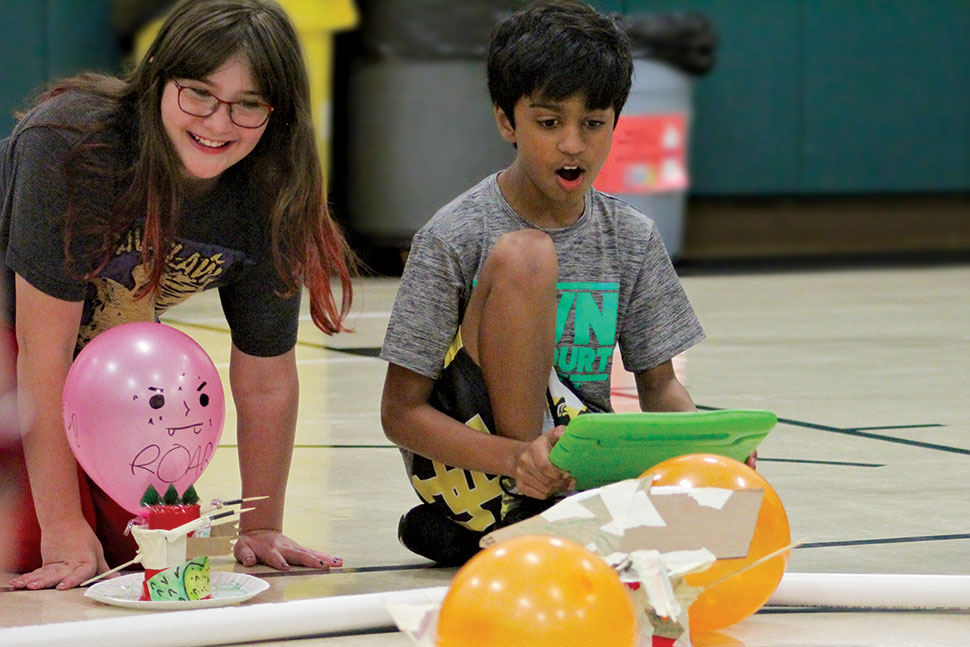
[{"xmin": 556, "ymin": 166, "xmax": 583, "ymax": 182}]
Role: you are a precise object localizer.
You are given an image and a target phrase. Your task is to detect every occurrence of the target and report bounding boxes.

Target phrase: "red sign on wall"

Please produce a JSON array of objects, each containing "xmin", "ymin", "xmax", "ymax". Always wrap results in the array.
[{"xmin": 594, "ymin": 113, "xmax": 688, "ymax": 194}]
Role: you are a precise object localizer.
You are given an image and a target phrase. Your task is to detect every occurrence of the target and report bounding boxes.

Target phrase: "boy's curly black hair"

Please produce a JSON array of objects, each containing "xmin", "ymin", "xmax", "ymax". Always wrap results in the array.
[{"xmin": 487, "ymin": 0, "xmax": 633, "ymax": 128}]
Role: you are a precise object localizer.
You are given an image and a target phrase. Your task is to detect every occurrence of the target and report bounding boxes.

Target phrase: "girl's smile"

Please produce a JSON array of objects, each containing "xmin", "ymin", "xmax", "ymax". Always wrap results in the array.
[{"xmin": 187, "ymin": 133, "xmax": 231, "ymax": 150}]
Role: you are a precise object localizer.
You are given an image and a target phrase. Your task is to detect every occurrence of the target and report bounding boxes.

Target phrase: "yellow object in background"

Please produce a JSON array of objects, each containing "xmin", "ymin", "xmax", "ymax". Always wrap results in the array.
[{"xmin": 135, "ymin": 0, "xmax": 358, "ymax": 183}]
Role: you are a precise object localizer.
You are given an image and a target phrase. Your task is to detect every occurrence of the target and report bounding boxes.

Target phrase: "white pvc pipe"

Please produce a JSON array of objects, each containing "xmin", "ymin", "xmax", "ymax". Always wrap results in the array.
[
  {"xmin": 3, "ymin": 573, "xmax": 970, "ymax": 647},
  {"xmin": 766, "ymin": 572, "xmax": 970, "ymax": 610},
  {"xmin": 0, "ymin": 586, "xmax": 448, "ymax": 647}
]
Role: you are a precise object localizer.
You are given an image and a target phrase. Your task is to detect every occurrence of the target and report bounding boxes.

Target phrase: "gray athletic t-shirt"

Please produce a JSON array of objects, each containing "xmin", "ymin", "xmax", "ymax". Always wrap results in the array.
[{"xmin": 380, "ymin": 173, "xmax": 705, "ymax": 412}]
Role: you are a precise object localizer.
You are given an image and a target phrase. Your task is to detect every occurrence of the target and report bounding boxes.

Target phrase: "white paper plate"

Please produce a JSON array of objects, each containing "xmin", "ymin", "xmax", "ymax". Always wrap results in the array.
[{"xmin": 84, "ymin": 571, "xmax": 269, "ymax": 610}]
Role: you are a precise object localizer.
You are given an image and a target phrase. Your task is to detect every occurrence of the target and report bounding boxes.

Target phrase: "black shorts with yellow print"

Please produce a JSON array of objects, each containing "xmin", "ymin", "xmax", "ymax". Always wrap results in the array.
[{"xmin": 405, "ymin": 329, "xmax": 595, "ymax": 535}]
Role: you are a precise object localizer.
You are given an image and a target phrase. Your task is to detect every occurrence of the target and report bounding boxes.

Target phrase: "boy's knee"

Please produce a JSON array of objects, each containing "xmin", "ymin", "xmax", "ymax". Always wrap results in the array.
[{"xmin": 486, "ymin": 230, "xmax": 557, "ymax": 284}]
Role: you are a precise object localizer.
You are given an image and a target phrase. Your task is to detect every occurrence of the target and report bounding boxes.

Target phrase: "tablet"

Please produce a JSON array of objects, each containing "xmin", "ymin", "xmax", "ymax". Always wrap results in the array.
[{"xmin": 548, "ymin": 409, "xmax": 777, "ymax": 490}]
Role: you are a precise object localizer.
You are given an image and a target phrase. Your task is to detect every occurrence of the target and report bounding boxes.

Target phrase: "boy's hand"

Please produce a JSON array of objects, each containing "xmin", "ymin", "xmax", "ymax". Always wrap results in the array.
[{"xmin": 514, "ymin": 426, "xmax": 576, "ymax": 499}]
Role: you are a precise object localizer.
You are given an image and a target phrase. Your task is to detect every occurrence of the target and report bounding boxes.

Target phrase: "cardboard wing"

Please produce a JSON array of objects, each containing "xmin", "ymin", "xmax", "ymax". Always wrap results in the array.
[
  {"xmin": 187, "ymin": 519, "xmax": 238, "ymax": 559},
  {"xmin": 482, "ymin": 478, "xmax": 763, "ymax": 560}
]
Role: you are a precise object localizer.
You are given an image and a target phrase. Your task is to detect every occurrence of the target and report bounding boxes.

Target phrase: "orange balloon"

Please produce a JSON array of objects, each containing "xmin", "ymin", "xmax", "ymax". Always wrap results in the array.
[
  {"xmin": 641, "ymin": 453, "xmax": 790, "ymax": 634},
  {"xmin": 436, "ymin": 534, "xmax": 638, "ymax": 647},
  {"xmin": 692, "ymin": 631, "xmax": 746, "ymax": 647}
]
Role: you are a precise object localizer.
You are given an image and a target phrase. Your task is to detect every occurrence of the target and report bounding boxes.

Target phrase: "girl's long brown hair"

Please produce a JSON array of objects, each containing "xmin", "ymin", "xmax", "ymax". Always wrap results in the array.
[{"xmin": 38, "ymin": 0, "xmax": 353, "ymax": 334}]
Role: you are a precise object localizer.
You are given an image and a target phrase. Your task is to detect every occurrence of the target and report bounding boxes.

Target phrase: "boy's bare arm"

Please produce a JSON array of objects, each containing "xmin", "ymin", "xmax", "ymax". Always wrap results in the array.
[
  {"xmin": 634, "ymin": 359, "xmax": 696, "ymax": 413},
  {"xmin": 381, "ymin": 363, "xmax": 570, "ymax": 498},
  {"xmin": 635, "ymin": 359, "xmax": 757, "ymax": 468}
]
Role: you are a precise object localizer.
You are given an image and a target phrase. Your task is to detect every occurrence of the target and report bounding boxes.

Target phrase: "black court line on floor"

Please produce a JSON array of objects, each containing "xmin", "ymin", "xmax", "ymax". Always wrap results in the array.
[
  {"xmin": 775, "ymin": 420, "xmax": 962, "ymax": 455},
  {"xmin": 7, "ymin": 532, "xmax": 970, "ymax": 594},
  {"xmin": 695, "ymin": 405, "xmax": 965, "ymax": 456},
  {"xmin": 256, "ymin": 563, "xmax": 446, "ymax": 579},
  {"xmin": 161, "ymin": 320, "xmax": 233, "ymax": 336},
  {"xmin": 572, "ymin": 395, "xmax": 957, "ymax": 457},
  {"xmin": 159, "ymin": 319, "xmax": 965, "ymax": 452},
  {"xmin": 321, "ymin": 346, "xmax": 383, "ymax": 357},
  {"xmin": 675, "ymin": 250, "xmax": 970, "ymax": 277},
  {"xmin": 758, "ymin": 606, "xmax": 970, "ymax": 615},
  {"xmin": 795, "ymin": 533, "xmax": 970, "ymax": 550},
  {"xmin": 219, "ymin": 445, "xmax": 887, "ymax": 465},
  {"xmin": 222, "ymin": 418, "xmax": 956, "ymax": 459},
  {"xmin": 758, "ymin": 457, "xmax": 884, "ymax": 468},
  {"xmin": 299, "ymin": 627, "xmax": 400, "ymax": 639},
  {"xmin": 206, "ymin": 530, "xmax": 970, "ymax": 581},
  {"xmin": 218, "ymin": 444, "xmax": 399, "ymax": 449},
  {"xmin": 162, "ymin": 319, "xmax": 384, "ymax": 358}
]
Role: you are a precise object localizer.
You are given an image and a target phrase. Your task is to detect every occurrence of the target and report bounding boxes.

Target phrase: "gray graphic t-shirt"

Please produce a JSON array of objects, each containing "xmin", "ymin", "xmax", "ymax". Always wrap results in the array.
[
  {"xmin": 380, "ymin": 173, "xmax": 705, "ymax": 412},
  {"xmin": 0, "ymin": 91, "xmax": 298, "ymax": 357}
]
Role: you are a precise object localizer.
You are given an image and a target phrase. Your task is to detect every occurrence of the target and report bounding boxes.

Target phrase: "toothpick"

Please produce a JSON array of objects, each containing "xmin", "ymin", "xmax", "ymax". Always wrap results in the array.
[
  {"xmin": 81, "ymin": 555, "xmax": 142, "ymax": 587},
  {"xmin": 205, "ymin": 496, "xmax": 269, "ymax": 512},
  {"xmin": 208, "ymin": 506, "xmax": 253, "ymax": 525},
  {"xmin": 167, "ymin": 507, "xmax": 252, "ymax": 539},
  {"xmin": 206, "ymin": 510, "xmax": 252, "ymax": 530},
  {"xmin": 699, "ymin": 540, "xmax": 804, "ymax": 593}
]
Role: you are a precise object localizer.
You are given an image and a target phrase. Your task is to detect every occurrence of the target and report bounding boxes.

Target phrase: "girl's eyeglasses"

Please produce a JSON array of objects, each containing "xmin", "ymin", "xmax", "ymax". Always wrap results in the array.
[{"xmin": 172, "ymin": 80, "xmax": 273, "ymax": 129}]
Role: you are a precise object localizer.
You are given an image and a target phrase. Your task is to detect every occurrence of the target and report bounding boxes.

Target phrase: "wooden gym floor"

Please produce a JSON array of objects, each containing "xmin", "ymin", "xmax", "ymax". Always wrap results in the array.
[{"xmin": 2, "ymin": 251, "xmax": 968, "ymax": 645}]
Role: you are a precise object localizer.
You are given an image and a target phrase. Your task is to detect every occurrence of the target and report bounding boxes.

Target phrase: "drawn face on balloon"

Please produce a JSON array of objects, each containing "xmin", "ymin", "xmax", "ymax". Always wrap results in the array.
[
  {"xmin": 63, "ymin": 323, "xmax": 226, "ymax": 514},
  {"xmin": 138, "ymin": 377, "xmax": 215, "ymax": 436},
  {"xmin": 127, "ymin": 373, "xmax": 221, "ymax": 485}
]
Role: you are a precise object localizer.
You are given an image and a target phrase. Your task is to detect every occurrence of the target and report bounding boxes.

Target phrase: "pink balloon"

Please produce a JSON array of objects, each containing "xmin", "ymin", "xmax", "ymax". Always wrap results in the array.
[{"xmin": 62, "ymin": 322, "xmax": 225, "ymax": 515}]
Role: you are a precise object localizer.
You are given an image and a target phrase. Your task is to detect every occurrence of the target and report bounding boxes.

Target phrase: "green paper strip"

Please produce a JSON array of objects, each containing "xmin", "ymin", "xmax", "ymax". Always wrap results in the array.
[{"xmin": 145, "ymin": 556, "xmax": 211, "ymax": 601}]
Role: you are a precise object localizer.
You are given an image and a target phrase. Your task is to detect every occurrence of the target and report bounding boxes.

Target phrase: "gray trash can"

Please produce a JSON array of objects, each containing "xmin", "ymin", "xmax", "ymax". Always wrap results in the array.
[
  {"xmin": 597, "ymin": 59, "xmax": 693, "ymax": 258},
  {"xmin": 346, "ymin": 1, "xmax": 523, "ymax": 250},
  {"xmin": 346, "ymin": 5, "xmax": 716, "ymax": 258},
  {"xmin": 348, "ymin": 60, "xmax": 514, "ymax": 249},
  {"xmin": 601, "ymin": 11, "xmax": 717, "ymax": 259}
]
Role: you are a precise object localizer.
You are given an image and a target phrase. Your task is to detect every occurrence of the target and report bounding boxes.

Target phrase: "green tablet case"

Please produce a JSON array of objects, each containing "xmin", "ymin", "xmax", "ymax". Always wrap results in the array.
[{"xmin": 548, "ymin": 409, "xmax": 777, "ymax": 490}]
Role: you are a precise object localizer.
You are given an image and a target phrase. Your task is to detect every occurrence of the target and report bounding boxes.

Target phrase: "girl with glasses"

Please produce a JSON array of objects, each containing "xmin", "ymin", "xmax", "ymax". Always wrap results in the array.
[{"xmin": 1, "ymin": 0, "xmax": 354, "ymax": 590}]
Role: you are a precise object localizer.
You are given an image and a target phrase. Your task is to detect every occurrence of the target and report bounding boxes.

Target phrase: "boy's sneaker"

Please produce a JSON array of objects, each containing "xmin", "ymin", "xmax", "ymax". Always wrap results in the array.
[
  {"xmin": 498, "ymin": 490, "xmax": 561, "ymax": 527},
  {"xmin": 397, "ymin": 503, "xmax": 484, "ymax": 566}
]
